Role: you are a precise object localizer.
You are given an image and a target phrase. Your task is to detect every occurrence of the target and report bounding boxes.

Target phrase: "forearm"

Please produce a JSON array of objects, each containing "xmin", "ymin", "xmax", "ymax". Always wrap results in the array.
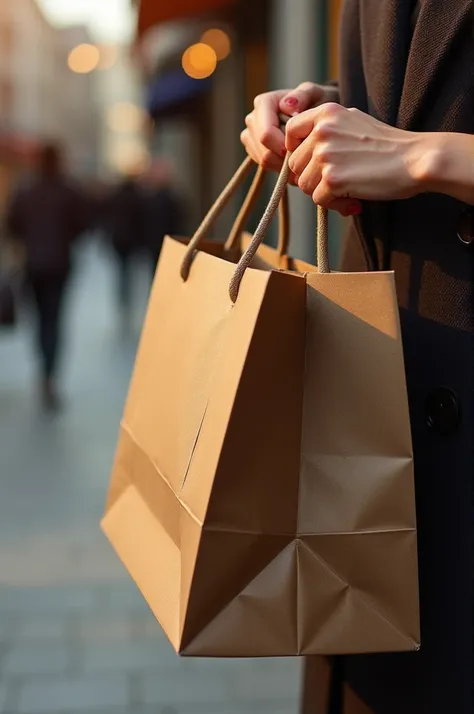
[{"xmin": 414, "ymin": 132, "xmax": 474, "ymax": 204}]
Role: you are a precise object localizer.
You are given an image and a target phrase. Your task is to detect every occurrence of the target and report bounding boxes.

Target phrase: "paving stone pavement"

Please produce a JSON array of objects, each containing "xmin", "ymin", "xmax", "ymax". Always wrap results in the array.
[{"xmin": 0, "ymin": 242, "xmax": 302, "ymax": 714}]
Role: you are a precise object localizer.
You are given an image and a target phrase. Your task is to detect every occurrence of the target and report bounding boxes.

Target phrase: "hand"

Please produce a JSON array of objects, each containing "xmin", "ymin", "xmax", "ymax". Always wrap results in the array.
[
  {"xmin": 240, "ymin": 82, "xmax": 339, "ymax": 175},
  {"xmin": 286, "ymin": 103, "xmax": 424, "ymax": 214}
]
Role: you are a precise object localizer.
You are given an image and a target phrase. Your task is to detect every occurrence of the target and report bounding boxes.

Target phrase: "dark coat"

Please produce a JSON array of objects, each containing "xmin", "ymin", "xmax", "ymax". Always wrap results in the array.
[{"xmin": 307, "ymin": 1, "xmax": 474, "ymax": 713}]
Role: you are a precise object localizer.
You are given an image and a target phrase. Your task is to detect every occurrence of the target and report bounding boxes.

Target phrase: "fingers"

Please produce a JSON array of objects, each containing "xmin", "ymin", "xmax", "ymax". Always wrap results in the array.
[
  {"xmin": 240, "ymin": 90, "xmax": 291, "ymax": 172},
  {"xmin": 240, "ymin": 127, "xmax": 283, "ymax": 172},
  {"xmin": 253, "ymin": 91, "xmax": 288, "ymax": 156},
  {"xmin": 285, "ymin": 103, "xmax": 342, "ymax": 151},
  {"xmin": 288, "ymin": 141, "xmax": 314, "ymax": 178},
  {"xmin": 295, "ymin": 157, "xmax": 322, "ymax": 197},
  {"xmin": 279, "ymin": 82, "xmax": 325, "ymax": 115},
  {"xmin": 240, "ymin": 128, "xmax": 259, "ymax": 164},
  {"xmin": 312, "ymin": 178, "xmax": 363, "ymax": 216},
  {"xmin": 285, "ymin": 110, "xmax": 318, "ymax": 152}
]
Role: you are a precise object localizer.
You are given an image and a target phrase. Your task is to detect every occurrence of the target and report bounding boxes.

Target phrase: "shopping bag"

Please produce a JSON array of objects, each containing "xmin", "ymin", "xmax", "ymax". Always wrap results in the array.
[{"xmin": 102, "ymin": 153, "xmax": 419, "ymax": 657}]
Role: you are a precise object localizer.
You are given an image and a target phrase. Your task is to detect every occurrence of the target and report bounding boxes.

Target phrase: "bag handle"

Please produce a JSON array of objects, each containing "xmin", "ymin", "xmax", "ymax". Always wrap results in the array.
[
  {"xmin": 229, "ymin": 152, "xmax": 329, "ymax": 303},
  {"xmin": 224, "ymin": 165, "xmax": 290, "ymax": 257},
  {"xmin": 180, "ymin": 157, "xmax": 290, "ymax": 281},
  {"xmin": 180, "ymin": 156, "xmax": 252, "ymax": 281}
]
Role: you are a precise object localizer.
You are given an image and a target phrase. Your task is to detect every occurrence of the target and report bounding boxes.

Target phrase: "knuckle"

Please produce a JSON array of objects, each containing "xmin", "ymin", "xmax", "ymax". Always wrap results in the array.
[
  {"xmin": 253, "ymin": 92, "xmax": 267, "ymax": 108},
  {"xmin": 259, "ymin": 129, "xmax": 274, "ymax": 148},
  {"xmin": 314, "ymin": 143, "xmax": 331, "ymax": 164},
  {"xmin": 324, "ymin": 101, "xmax": 341, "ymax": 116},
  {"xmin": 298, "ymin": 177, "xmax": 313, "ymax": 195},
  {"xmin": 286, "ymin": 116, "xmax": 297, "ymax": 136},
  {"xmin": 313, "ymin": 120, "xmax": 335, "ymax": 141},
  {"xmin": 323, "ymin": 166, "xmax": 343, "ymax": 190},
  {"xmin": 261, "ymin": 150, "xmax": 276, "ymax": 169},
  {"xmin": 297, "ymin": 81, "xmax": 315, "ymax": 92},
  {"xmin": 288, "ymin": 155, "xmax": 297, "ymax": 174}
]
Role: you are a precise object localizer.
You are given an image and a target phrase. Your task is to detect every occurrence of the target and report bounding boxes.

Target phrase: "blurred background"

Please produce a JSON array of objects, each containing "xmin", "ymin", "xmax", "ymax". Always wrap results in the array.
[{"xmin": 0, "ymin": 1, "xmax": 343, "ymax": 713}]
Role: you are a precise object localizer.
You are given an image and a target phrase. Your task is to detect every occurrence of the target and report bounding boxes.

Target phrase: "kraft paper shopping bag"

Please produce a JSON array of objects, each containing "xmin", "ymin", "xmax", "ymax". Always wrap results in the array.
[{"xmin": 102, "ymin": 153, "xmax": 419, "ymax": 658}]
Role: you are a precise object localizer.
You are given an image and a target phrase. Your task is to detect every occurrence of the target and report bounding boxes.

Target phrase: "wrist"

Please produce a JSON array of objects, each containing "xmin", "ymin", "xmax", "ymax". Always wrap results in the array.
[
  {"xmin": 405, "ymin": 132, "xmax": 443, "ymax": 193},
  {"xmin": 408, "ymin": 132, "xmax": 474, "ymax": 203}
]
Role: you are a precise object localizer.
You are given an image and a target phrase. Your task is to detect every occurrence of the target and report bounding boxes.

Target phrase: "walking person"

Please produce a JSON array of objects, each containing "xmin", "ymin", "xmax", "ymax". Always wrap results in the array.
[
  {"xmin": 141, "ymin": 159, "xmax": 185, "ymax": 281},
  {"xmin": 103, "ymin": 175, "xmax": 144, "ymax": 322},
  {"xmin": 242, "ymin": 1, "xmax": 474, "ymax": 712},
  {"xmin": 5, "ymin": 143, "xmax": 87, "ymax": 411}
]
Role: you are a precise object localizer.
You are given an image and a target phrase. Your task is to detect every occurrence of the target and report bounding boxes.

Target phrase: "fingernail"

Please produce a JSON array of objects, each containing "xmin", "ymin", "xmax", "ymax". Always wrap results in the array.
[
  {"xmin": 285, "ymin": 97, "xmax": 298, "ymax": 107},
  {"xmin": 348, "ymin": 202, "xmax": 362, "ymax": 215}
]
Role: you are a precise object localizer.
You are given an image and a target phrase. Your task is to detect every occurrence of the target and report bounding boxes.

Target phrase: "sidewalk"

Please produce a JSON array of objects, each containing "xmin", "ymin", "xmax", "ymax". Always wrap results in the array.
[{"xmin": 0, "ymin": 243, "xmax": 301, "ymax": 714}]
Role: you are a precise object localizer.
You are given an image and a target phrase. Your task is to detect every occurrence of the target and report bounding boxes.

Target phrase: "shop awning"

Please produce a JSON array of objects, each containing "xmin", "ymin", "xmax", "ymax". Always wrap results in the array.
[
  {"xmin": 146, "ymin": 67, "xmax": 212, "ymax": 117},
  {"xmin": 138, "ymin": 0, "xmax": 237, "ymax": 37}
]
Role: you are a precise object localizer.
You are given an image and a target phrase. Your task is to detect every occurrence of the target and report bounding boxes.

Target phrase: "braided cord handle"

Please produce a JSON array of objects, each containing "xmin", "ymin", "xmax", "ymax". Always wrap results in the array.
[
  {"xmin": 180, "ymin": 157, "xmax": 291, "ymax": 281},
  {"xmin": 229, "ymin": 153, "xmax": 329, "ymax": 303}
]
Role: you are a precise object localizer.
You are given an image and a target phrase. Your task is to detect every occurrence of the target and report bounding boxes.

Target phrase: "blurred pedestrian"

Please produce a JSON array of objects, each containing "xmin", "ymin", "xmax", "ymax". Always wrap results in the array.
[
  {"xmin": 141, "ymin": 159, "xmax": 185, "ymax": 280},
  {"xmin": 5, "ymin": 142, "xmax": 88, "ymax": 411},
  {"xmin": 103, "ymin": 175, "xmax": 144, "ymax": 321},
  {"xmin": 242, "ymin": 1, "xmax": 474, "ymax": 712}
]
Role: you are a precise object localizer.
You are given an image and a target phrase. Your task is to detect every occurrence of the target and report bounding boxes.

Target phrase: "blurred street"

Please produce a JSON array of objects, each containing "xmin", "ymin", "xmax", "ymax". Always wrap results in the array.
[{"xmin": 0, "ymin": 243, "xmax": 301, "ymax": 714}]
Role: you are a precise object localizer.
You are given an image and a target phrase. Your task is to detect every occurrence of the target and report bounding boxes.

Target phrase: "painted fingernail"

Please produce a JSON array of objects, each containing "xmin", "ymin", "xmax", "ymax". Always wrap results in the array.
[
  {"xmin": 285, "ymin": 97, "xmax": 298, "ymax": 107},
  {"xmin": 348, "ymin": 202, "xmax": 362, "ymax": 215}
]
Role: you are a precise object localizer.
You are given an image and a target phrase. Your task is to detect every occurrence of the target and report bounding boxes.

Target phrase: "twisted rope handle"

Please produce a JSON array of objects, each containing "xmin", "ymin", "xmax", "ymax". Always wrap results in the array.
[
  {"xmin": 180, "ymin": 156, "xmax": 290, "ymax": 281},
  {"xmin": 180, "ymin": 156, "xmax": 253, "ymax": 281},
  {"xmin": 229, "ymin": 153, "xmax": 329, "ymax": 303},
  {"xmin": 224, "ymin": 166, "xmax": 290, "ymax": 257}
]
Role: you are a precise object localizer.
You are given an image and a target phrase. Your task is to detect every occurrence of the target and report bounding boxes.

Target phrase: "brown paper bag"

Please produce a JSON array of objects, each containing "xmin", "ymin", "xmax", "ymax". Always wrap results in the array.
[{"xmin": 102, "ymin": 154, "xmax": 419, "ymax": 658}]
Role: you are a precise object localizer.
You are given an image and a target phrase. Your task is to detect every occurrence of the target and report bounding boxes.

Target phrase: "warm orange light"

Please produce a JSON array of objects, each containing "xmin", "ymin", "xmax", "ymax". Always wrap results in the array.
[
  {"xmin": 200, "ymin": 28, "xmax": 231, "ymax": 61},
  {"xmin": 68, "ymin": 44, "xmax": 100, "ymax": 74},
  {"xmin": 182, "ymin": 43, "xmax": 217, "ymax": 80},
  {"xmin": 106, "ymin": 102, "xmax": 146, "ymax": 133}
]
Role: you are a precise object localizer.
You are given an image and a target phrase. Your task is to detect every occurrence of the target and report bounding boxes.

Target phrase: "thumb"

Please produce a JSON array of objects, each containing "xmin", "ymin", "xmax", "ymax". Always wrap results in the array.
[{"xmin": 279, "ymin": 82, "xmax": 325, "ymax": 115}]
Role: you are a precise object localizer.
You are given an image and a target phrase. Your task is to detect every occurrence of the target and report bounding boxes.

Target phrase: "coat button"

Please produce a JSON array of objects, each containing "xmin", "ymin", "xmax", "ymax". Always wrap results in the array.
[
  {"xmin": 457, "ymin": 208, "xmax": 474, "ymax": 246},
  {"xmin": 425, "ymin": 387, "xmax": 461, "ymax": 435}
]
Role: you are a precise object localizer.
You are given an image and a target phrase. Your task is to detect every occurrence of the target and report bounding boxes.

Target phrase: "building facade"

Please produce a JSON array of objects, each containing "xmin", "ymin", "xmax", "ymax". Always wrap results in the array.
[{"xmin": 0, "ymin": 0, "xmax": 100, "ymax": 198}]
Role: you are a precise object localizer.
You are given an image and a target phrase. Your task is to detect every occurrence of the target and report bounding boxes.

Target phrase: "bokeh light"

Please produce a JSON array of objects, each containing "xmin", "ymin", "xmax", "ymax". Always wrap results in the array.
[
  {"xmin": 106, "ymin": 102, "xmax": 146, "ymax": 133},
  {"xmin": 200, "ymin": 29, "xmax": 231, "ymax": 61},
  {"xmin": 182, "ymin": 43, "xmax": 217, "ymax": 80},
  {"xmin": 107, "ymin": 137, "xmax": 150, "ymax": 175},
  {"xmin": 68, "ymin": 44, "xmax": 101, "ymax": 74}
]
